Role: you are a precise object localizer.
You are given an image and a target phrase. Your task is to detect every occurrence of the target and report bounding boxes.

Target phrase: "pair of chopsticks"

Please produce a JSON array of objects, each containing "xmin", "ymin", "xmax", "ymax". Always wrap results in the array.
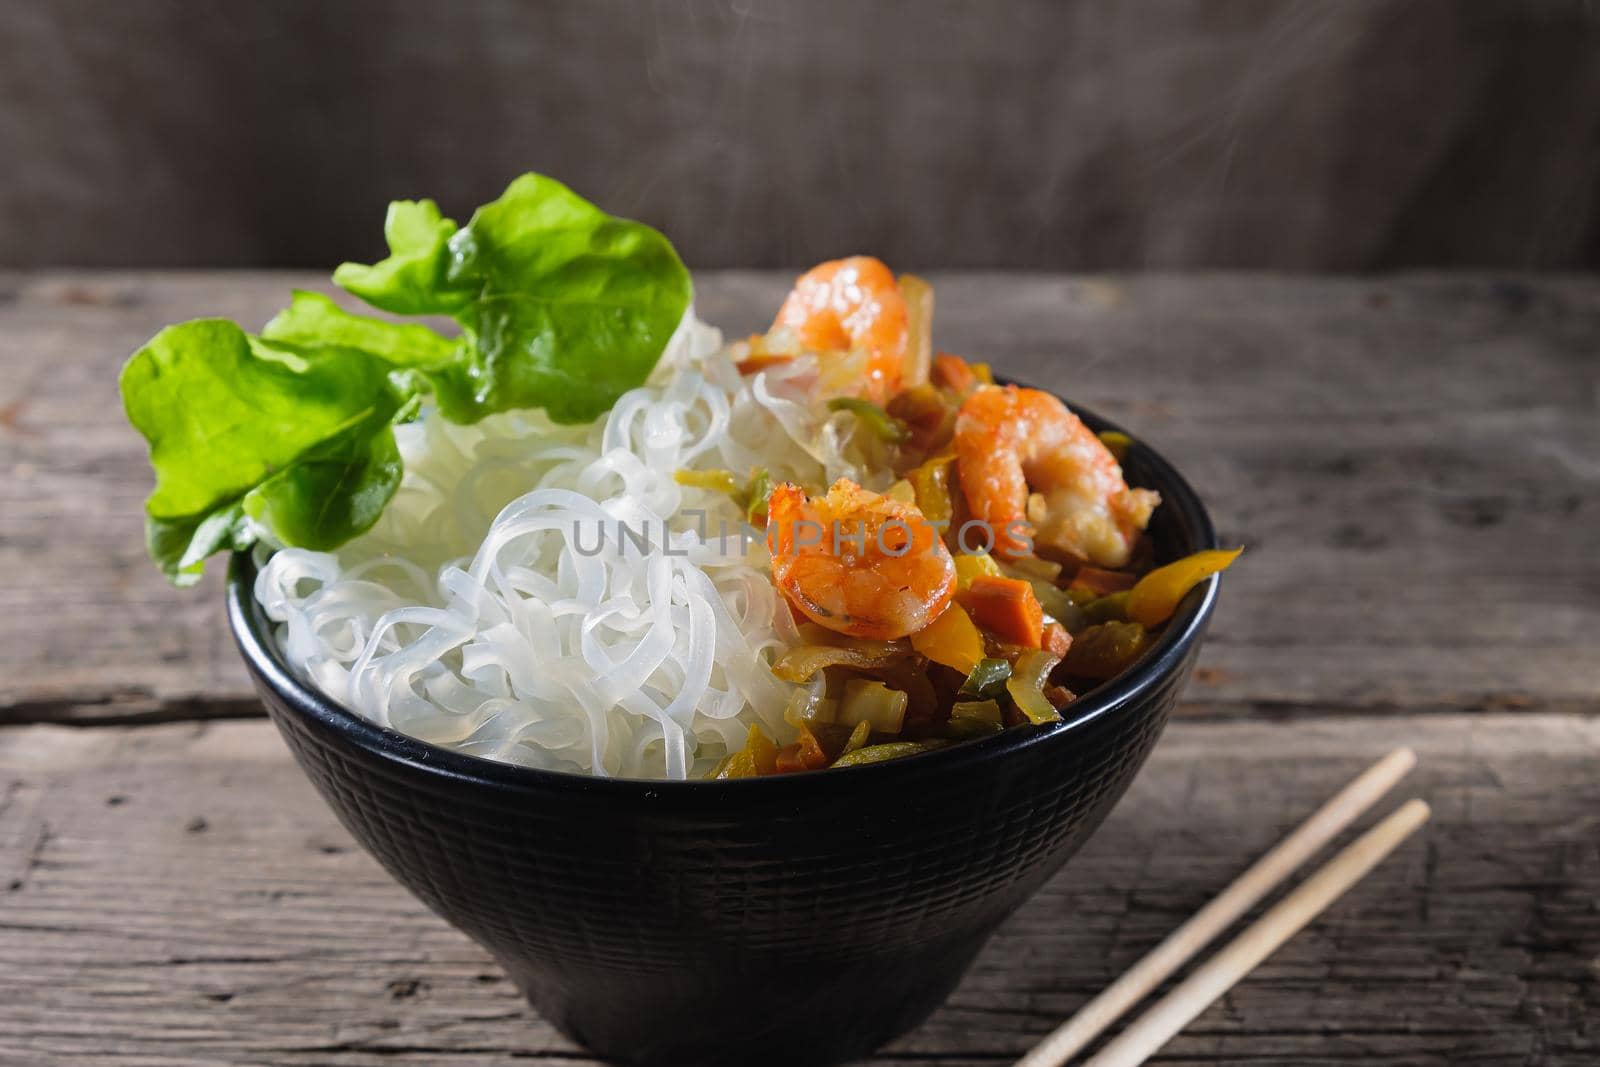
[{"xmin": 1016, "ymin": 747, "xmax": 1427, "ymax": 1067}]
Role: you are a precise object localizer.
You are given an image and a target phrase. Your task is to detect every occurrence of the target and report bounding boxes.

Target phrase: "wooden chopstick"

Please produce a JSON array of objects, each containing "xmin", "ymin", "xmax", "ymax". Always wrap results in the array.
[
  {"xmin": 1014, "ymin": 746, "xmax": 1417, "ymax": 1067},
  {"xmin": 1078, "ymin": 798, "xmax": 1432, "ymax": 1067}
]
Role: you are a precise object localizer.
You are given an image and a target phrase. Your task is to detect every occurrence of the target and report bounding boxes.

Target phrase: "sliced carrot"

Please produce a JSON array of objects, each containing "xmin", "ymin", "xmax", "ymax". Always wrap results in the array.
[
  {"xmin": 932, "ymin": 352, "xmax": 977, "ymax": 393},
  {"xmin": 774, "ymin": 729, "xmax": 829, "ymax": 773},
  {"xmin": 735, "ymin": 352, "xmax": 795, "ymax": 376},
  {"xmin": 959, "ymin": 575, "xmax": 1044, "ymax": 649},
  {"xmin": 1069, "ymin": 565, "xmax": 1139, "ymax": 597},
  {"xmin": 1042, "ymin": 620, "xmax": 1072, "ymax": 658},
  {"xmin": 1043, "ymin": 682, "xmax": 1076, "ymax": 709}
]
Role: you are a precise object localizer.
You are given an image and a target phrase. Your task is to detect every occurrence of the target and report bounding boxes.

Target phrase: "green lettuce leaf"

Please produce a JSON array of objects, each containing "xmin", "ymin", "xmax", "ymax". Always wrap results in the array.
[
  {"xmin": 335, "ymin": 173, "xmax": 692, "ymax": 424},
  {"xmin": 242, "ymin": 417, "xmax": 406, "ymax": 550},
  {"xmin": 332, "ymin": 199, "xmax": 470, "ymax": 316},
  {"xmin": 122, "ymin": 173, "xmax": 692, "ymax": 584},
  {"xmin": 145, "ymin": 504, "xmax": 254, "ymax": 588},
  {"xmin": 120, "ymin": 318, "xmax": 414, "ymax": 583},
  {"xmin": 261, "ymin": 290, "xmax": 457, "ymax": 369}
]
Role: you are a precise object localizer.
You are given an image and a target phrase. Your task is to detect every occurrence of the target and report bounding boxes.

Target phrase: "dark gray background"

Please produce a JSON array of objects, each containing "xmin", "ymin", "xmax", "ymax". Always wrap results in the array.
[{"xmin": 4, "ymin": 0, "xmax": 1598, "ymax": 271}]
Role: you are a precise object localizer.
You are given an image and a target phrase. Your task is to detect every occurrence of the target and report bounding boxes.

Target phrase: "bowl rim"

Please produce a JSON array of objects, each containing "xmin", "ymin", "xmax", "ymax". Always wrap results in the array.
[{"xmin": 226, "ymin": 386, "xmax": 1220, "ymax": 799}]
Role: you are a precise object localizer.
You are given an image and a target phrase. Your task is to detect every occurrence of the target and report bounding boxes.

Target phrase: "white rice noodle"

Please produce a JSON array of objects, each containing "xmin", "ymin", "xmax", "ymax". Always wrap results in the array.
[{"xmin": 255, "ymin": 309, "xmax": 872, "ymax": 779}]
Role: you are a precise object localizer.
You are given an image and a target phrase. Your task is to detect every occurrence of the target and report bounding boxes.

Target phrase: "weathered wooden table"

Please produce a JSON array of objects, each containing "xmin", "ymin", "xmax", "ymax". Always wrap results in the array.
[{"xmin": 2, "ymin": 272, "xmax": 1596, "ymax": 1065}]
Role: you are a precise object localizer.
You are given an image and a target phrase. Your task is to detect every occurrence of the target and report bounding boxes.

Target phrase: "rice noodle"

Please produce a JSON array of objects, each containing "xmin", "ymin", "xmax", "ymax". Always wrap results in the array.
[{"xmin": 255, "ymin": 309, "xmax": 869, "ymax": 779}]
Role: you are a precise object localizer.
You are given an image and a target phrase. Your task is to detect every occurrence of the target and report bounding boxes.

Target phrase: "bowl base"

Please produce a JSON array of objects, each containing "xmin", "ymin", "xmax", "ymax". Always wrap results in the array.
[{"xmin": 501, "ymin": 933, "xmax": 988, "ymax": 1067}]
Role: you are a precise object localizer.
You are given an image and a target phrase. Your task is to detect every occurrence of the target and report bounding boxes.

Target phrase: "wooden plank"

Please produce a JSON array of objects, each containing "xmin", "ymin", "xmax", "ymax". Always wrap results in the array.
[
  {"xmin": 2, "ymin": 272, "xmax": 1597, "ymax": 723},
  {"xmin": 0, "ymin": 713, "xmax": 1595, "ymax": 1065}
]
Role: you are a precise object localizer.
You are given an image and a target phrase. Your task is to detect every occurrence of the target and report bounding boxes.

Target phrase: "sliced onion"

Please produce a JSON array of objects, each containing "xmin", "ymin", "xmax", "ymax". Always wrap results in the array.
[
  {"xmin": 771, "ymin": 643, "xmax": 902, "ymax": 683},
  {"xmin": 1006, "ymin": 649, "xmax": 1063, "ymax": 725}
]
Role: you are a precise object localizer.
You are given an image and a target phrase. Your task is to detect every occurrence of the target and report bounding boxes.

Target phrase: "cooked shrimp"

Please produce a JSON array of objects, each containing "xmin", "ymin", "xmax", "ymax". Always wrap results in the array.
[
  {"xmin": 770, "ymin": 256, "xmax": 907, "ymax": 403},
  {"xmin": 767, "ymin": 478, "xmax": 955, "ymax": 641},
  {"xmin": 955, "ymin": 384, "xmax": 1159, "ymax": 566}
]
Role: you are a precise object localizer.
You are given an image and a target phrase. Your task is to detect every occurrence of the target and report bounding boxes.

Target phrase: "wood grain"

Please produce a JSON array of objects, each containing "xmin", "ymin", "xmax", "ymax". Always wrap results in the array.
[
  {"xmin": 0, "ymin": 714, "xmax": 1594, "ymax": 1066},
  {"xmin": 3, "ymin": 271, "xmax": 1596, "ymax": 724}
]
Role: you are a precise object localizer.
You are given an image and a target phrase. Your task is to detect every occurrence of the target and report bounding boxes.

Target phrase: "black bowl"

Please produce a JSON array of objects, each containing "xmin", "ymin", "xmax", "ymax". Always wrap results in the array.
[{"xmin": 226, "ymin": 394, "xmax": 1220, "ymax": 1067}]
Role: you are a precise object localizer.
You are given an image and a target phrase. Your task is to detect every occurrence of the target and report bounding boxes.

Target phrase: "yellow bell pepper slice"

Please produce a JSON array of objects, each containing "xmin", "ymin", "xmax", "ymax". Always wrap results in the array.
[
  {"xmin": 713, "ymin": 750, "xmax": 756, "ymax": 779},
  {"xmin": 1125, "ymin": 548, "xmax": 1242, "ymax": 628},
  {"xmin": 1097, "ymin": 430, "xmax": 1133, "ymax": 462},
  {"xmin": 952, "ymin": 552, "xmax": 1001, "ymax": 591},
  {"xmin": 714, "ymin": 724, "xmax": 778, "ymax": 778},
  {"xmin": 745, "ymin": 724, "xmax": 779, "ymax": 775},
  {"xmin": 906, "ymin": 454, "xmax": 955, "ymax": 524},
  {"xmin": 910, "ymin": 601, "xmax": 985, "ymax": 674}
]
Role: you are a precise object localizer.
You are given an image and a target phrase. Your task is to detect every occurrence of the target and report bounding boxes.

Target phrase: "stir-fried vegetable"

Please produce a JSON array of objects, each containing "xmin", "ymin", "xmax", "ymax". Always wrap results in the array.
[
  {"xmin": 1070, "ymin": 565, "xmax": 1139, "ymax": 597},
  {"xmin": 783, "ymin": 680, "xmax": 837, "ymax": 726},
  {"xmin": 932, "ymin": 353, "xmax": 978, "ymax": 393},
  {"xmin": 739, "ymin": 545, "xmax": 1237, "ymax": 778},
  {"xmin": 1097, "ymin": 430, "xmax": 1133, "ymax": 462},
  {"xmin": 960, "ymin": 657, "xmax": 1014, "ymax": 699},
  {"xmin": 673, "ymin": 468, "xmax": 742, "ymax": 497},
  {"xmin": 838, "ymin": 679, "xmax": 909, "ymax": 734},
  {"xmin": 744, "ymin": 468, "xmax": 773, "ymax": 523},
  {"xmin": 775, "ymin": 729, "xmax": 830, "ymax": 773},
  {"xmin": 899, "ymin": 274, "xmax": 934, "ymax": 389},
  {"xmin": 1063, "ymin": 621, "xmax": 1152, "ymax": 680},
  {"xmin": 1082, "ymin": 590, "xmax": 1131, "ymax": 624},
  {"xmin": 1042, "ymin": 621, "xmax": 1072, "ymax": 657},
  {"xmin": 910, "ymin": 602, "xmax": 985, "ymax": 674},
  {"xmin": 832, "ymin": 741, "xmax": 948, "ymax": 768},
  {"xmin": 959, "ymin": 575, "xmax": 1044, "ymax": 649},
  {"xmin": 771, "ymin": 641, "xmax": 902, "ymax": 682},
  {"xmin": 951, "ymin": 698, "xmax": 1003, "ymax": 724},
  {"xmin": 828, "ymin": 397, "xmax": 912, "ymax": 444},
  {"xmin": 1125, "ymin": 548, "xmax": 1243, "ymax": 627},
  {"xmin": 906, "ymin": 454, "xmax": 956, "ymax": 524},
  {"xmin": 947, "ymin": 698, "xmax": 1004, "ymax": 738},
  {"xmin": 887, "ymin": 384, "xmax": 958, "ymax": 453},
  {"xmin": 733, "ymin": 348, "xmax": 792, "ymax": 376},
  {"xmin": 1006, "ymin": 649, "xmax": 1064, "ymax": 725},
  {"xmin": 1005, "ymin": 555, "xmax": 1064, "ymax": 582},
  {"xmin": 713, "ymin": 724, "xmax": 781, "ymax": 779},
  {"xmin": 747, "ymin": 726, "xmax": 780, "ymax": 774},
  {"xmin": 998, "ymin": 561, "xmax": 1083, "ymax": 631},
  {"xmin": 946, "ymin": 717, "xmax": 1006, "ymax": 739},
  {"xmin": 872, "ymin": 660, "xmax": 939, "ymax": 720},
  {"xmin": 953, "ymin": 552, "xmax": 1002, "ymax": 590},
  {"xmin": 840, "ymin": 720, "xmax": 872, "ymax": 757},
  {"xmin": 673, "ymin": 466, "xmax": 773, "ymax": 524}
]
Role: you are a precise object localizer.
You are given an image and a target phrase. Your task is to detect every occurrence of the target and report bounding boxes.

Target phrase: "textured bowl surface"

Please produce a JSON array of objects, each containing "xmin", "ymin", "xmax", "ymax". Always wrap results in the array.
[{"xmin": 226, "ymin": 394, "xmax": 1220, "ymax": 1067}]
